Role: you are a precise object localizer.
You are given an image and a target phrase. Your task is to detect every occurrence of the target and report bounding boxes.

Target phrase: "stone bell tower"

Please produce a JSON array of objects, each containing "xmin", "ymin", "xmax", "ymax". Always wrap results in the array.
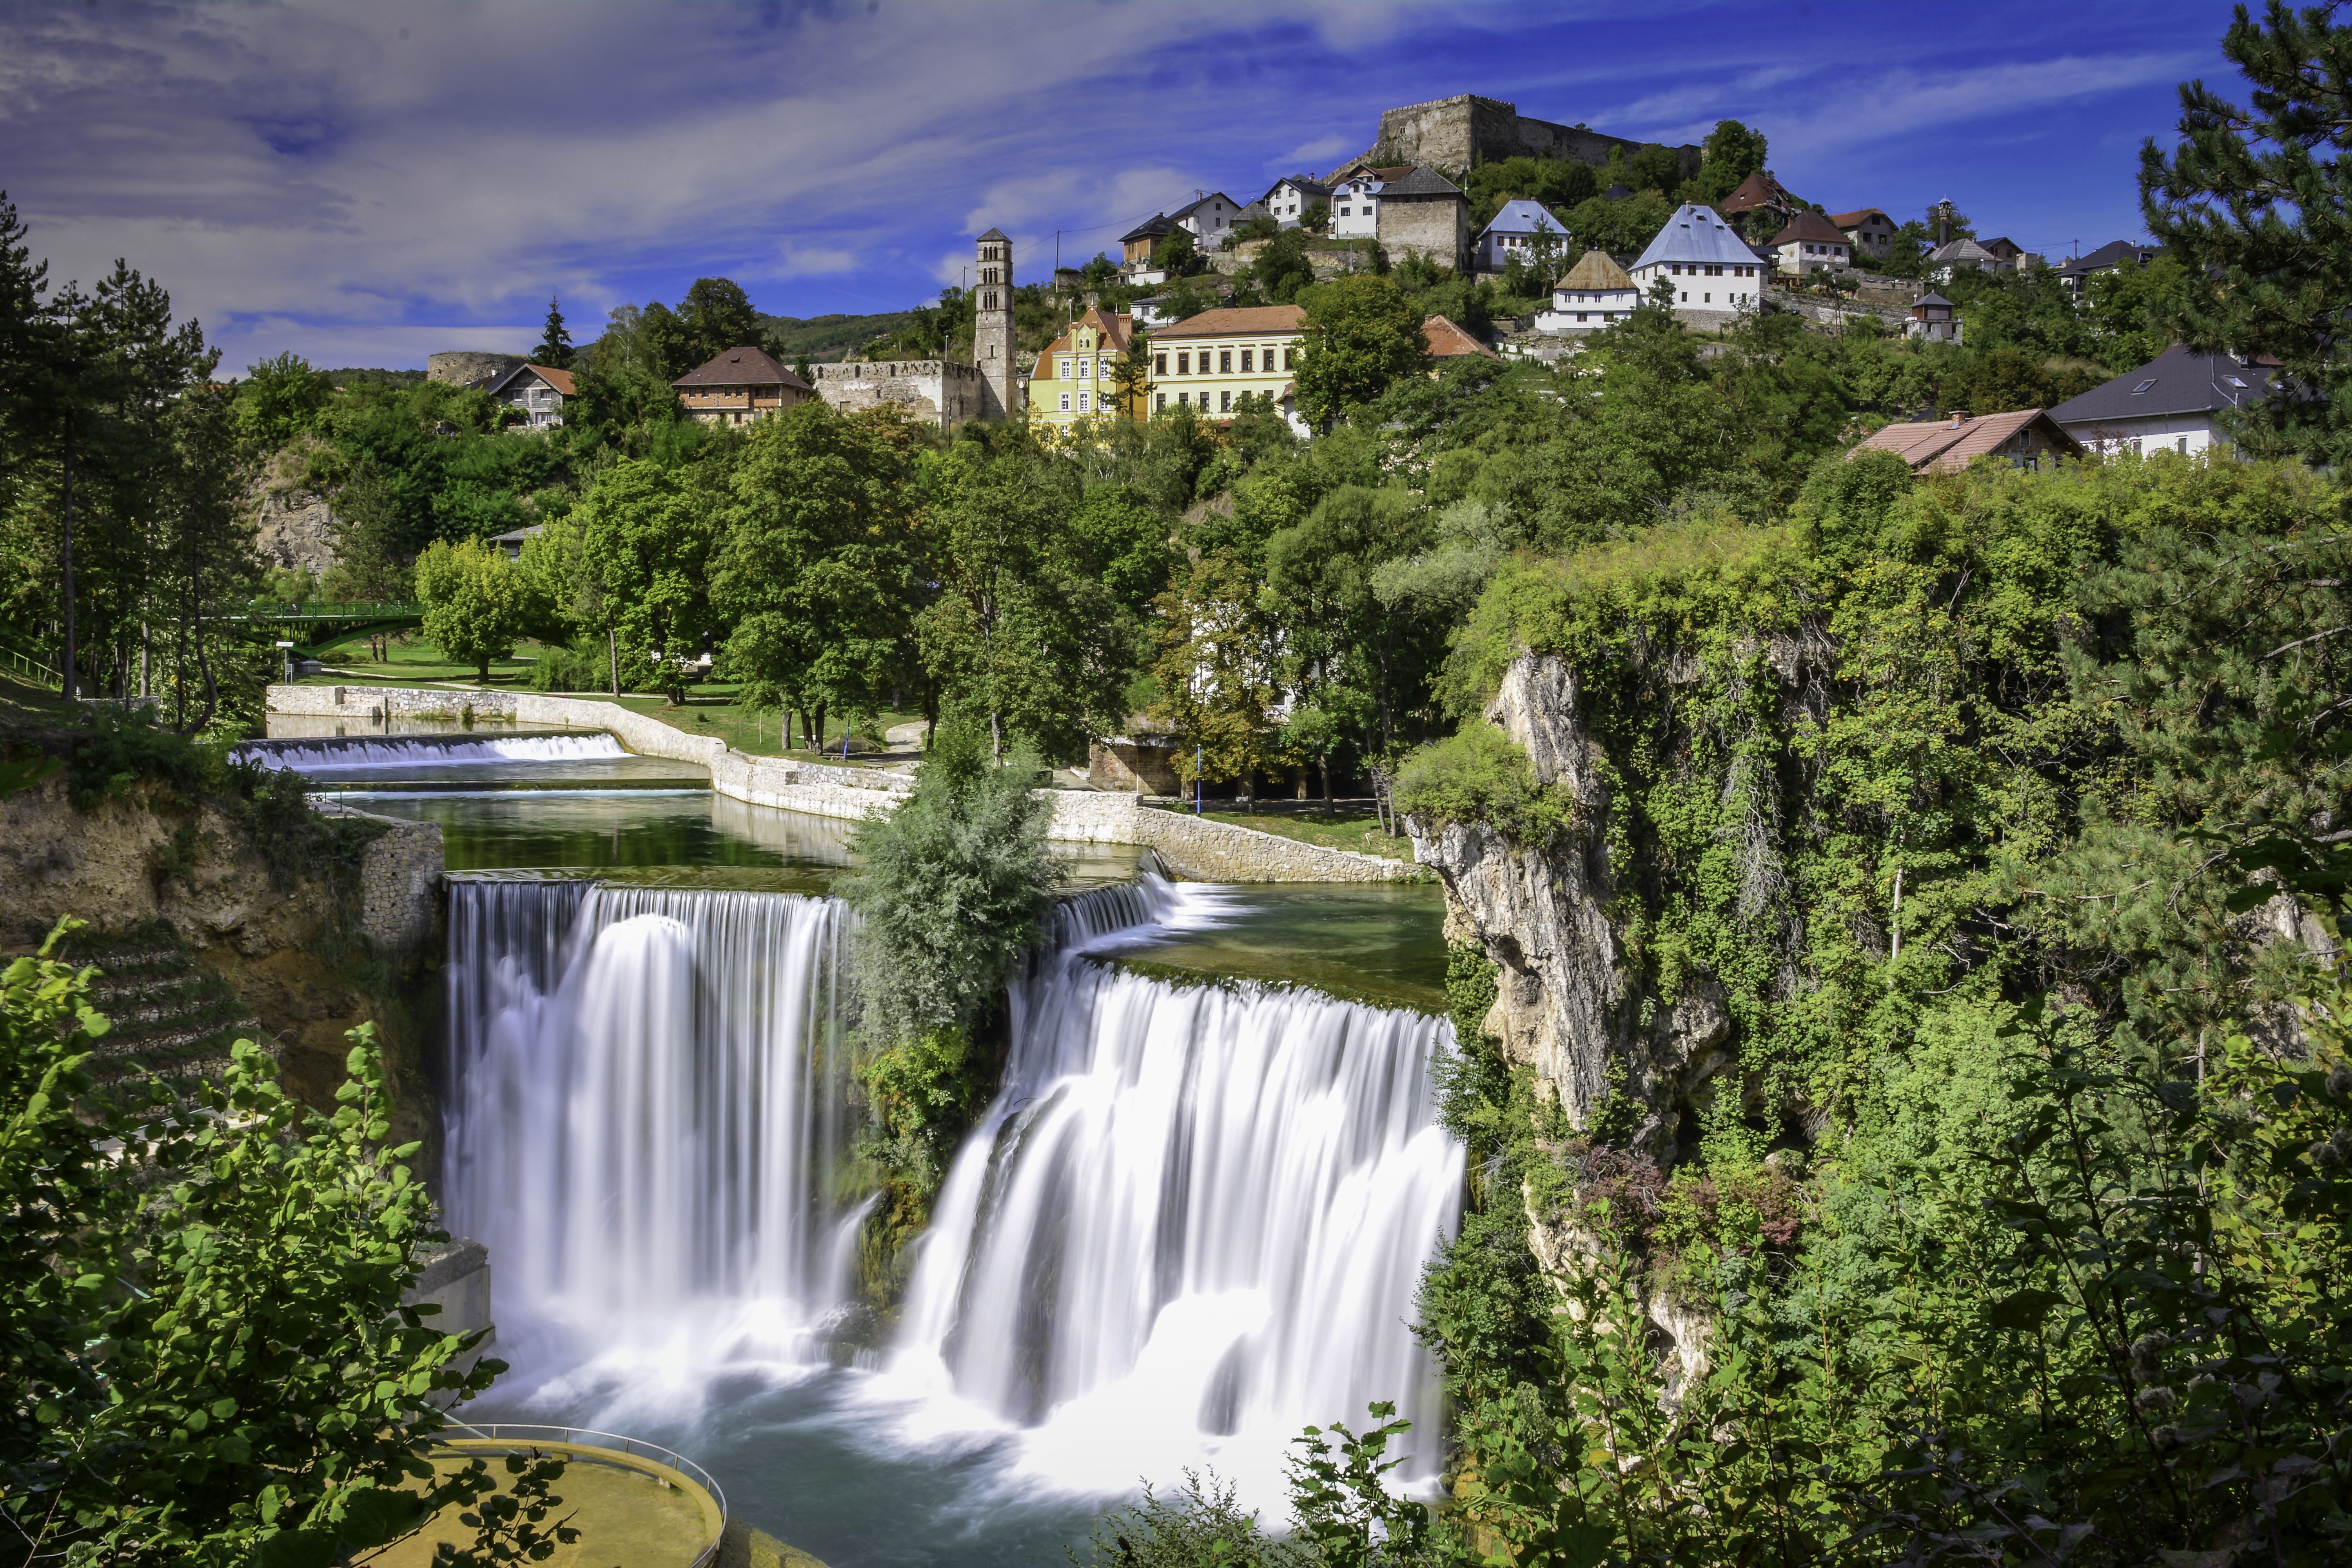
[{"xmin": 973, "ymin": 227, "xmax": 1016, "ymax": 419}]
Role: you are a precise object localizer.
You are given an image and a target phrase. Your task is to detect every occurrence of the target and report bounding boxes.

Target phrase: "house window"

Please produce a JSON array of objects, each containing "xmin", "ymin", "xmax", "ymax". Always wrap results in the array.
[
  {"xmin": 1178, "ymin": 392, "xmax": 1189, "ymax": 405},
  {"xmin": 1220, "ymin": 390, "xmax": 1232, "ymax": 412},
  {"xmin": 2179, "ymin": 436, "xmax": 2189, "ymax": 453},
  {"xmin": 1077, "ymin": 358, "xmax": 1091, "ymax": 379},
  {"xmin": 1177, "ymin": 352, "xmax": 1190, "ymax": 374},
  {"xmin": 1241, "ymin": 349, "xmax": 1254, "ymax": 373},
  {"xmin": 1155, "ymin": 354, "xmax": 1167, "ymax": 375},
  {"xmin": 1283, "ymin": 348, "xmax": 1295, "ymax": 370},
  {"xmin": 1339, "ymin": 206, "xmax": 1352, "ymax": 216},
  {"xmin": 1059, "ymin": 393, "xmax": 1071, "ymax": 412},
  {"xmin": 1157, "ymin": 393, "xmax": 1167, "ymax": 410},
  {"xmin": 1577, "ymin": 312, "xmax": 1588, "ymax": 323},
  {"xmin": 1220, "ymin": 350, "xmax": 1232, "ymax": 373},
  {"xmin": 1078, "ymin": 392, "xmax": 1090, "ymax": 413},
  {"xmin": 1059, "ymin": 359, "xmax": 1071, "ymax": 380},
  {"xmin": 2133, "ymin": 379, "xmax": 2156, "ymax": 394}
]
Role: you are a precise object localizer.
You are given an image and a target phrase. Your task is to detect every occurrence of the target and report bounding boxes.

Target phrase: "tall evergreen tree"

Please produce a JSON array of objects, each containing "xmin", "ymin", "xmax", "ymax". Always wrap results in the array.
[
  {"xmin": 532, "ymin": 293, "xmax": 573, "ymax": 370},
  {"xmin": 2141, "ymin": 0, "xmax": 2352, "ymax": 466}
]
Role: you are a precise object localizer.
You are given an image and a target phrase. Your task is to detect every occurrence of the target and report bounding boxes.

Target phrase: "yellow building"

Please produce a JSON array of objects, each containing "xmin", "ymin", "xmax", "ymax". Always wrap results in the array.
[
  {"xmin": 1145, "ymin": 305, "xmax": 1306, "ymax": 419},
  {"xmin": 1029, "ymin": 306, "xmax": 1140, "ymax": 438}
]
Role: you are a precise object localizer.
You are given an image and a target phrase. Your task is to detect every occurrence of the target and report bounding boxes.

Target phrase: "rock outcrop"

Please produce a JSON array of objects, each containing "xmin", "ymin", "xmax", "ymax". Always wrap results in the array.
[
  {"xmin": 0, "ymin": 775, "xmax": 441, "ymax": 1143},
  {"xmin": 1412, "ymin": 652, "xmax": 1738, "ymax": 1165},
  {"xmin": 254, "ymin": 485, "xmax": 340, "ymax": 577}
]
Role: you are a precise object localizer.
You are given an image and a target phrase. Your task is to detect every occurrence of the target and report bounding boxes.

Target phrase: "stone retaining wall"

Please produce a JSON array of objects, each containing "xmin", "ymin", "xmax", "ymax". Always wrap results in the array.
[{"xmin": 266, "ymin": 686, "xmax": 1420, "ymax": 881}]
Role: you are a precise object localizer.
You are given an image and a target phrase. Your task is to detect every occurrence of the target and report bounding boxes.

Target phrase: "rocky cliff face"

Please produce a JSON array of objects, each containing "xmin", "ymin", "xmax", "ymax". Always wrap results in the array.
[
  {"xmin": 1412, "ymin": 653, "xmax": 1735, "ymax": 1167},
  {"xmin": 0, "ymin": 777, "xmax": 441, "ymax": 1143},
  {"xmin": 254, "ymin": 484, "xmax": 339, "ymax": 577}
]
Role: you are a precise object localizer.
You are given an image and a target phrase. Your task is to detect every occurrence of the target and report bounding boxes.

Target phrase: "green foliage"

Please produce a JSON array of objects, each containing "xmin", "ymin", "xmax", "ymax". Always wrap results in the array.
[
  {"xmin": 1287, "ymin": 1404, "xmax": 1430, "ymax": 1568},
  {"xmin": 2141, "ymin": 0, "xmax": 2352, "ymax": 465},
  {"xmin": 236, "ymin": 351, "xmax": 333, "ymax": 448},
  {"xmin": 1695, "ymin": 120, "xmax": 1769, "ymax": 203},
  {"xmin": 1294, "ymin": 275, "xmax": 1432, "ymax": 425},
  {"xmin": 416, "ymin": 537, "xmax": 542, "ymax": 682},
  {"xmin": 1069, "ymin": 1470, "xmax": 1309, "ymax": 1568},
  {"xmin": 0, "ymin": 938, "xmax": 543, "ymax": 1566},
  {"xmin": 530, "ymin": 295, "xmax": 572, "ymax": 371},
  {"xmin": 1394, "ymin": 723, "xmax": 1575, "ymax": 848},
  {"xmin": 835, "ymin": 721, "xmax": 1061, "ymax": 1184}
]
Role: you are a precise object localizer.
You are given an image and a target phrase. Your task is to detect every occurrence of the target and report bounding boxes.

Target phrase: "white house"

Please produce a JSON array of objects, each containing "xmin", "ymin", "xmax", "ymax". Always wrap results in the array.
[
  {"xmin": 2048, "ymin": 344, "xmax": 2274, "ymax": 460},
  {"xmin": 1169, "ymin": 192, "xmax": 1243, "ymax": 246},
  {"xmin": 1258, "ymin": 176, "xmax": 1331, "ymax": 229},
  {"xmin": 1535, "ymin": 249, "xmax": 1641, "ymax": 334},
  {"xmin": 1767, "ymin": 210, "xmax": 1852, "ymax": 275},
  {"xmin": 1831, "ymin": 208, "xmax": 1899, "ymax": 260},
  {"xmin": 485, "ymin": 363, "xmax": 574, "ymax": 428},
  {"xmin": 1327, "ymin": 164, "xmax": 1408, "ymax": 238},
  {"xmin": 1476, "ymin": 198, "xmax": 1567, "ymax": 273},
  {"xmin": 1628, "ymin": 204, "xmax": 1769, "ymax": 326}
]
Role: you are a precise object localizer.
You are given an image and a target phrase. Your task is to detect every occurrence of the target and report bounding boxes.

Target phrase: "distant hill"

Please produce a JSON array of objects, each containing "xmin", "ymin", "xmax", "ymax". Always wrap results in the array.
[{"xmin": 759, "ymin": 311, "xmax": 914, "ymax": 363}]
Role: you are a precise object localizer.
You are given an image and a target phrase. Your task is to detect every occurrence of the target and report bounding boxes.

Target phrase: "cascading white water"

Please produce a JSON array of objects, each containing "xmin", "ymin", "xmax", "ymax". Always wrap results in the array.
[
  {"xmin": 442, "ymin": 878, "xmax": 864, "ymax": 1376},
  {"xmin": 241, "ymin": 733, "xmax": 628, "ymax": 770},
  {"xmin": 441, "ymin": 868, "xmax": 1460, "ymax": 1509},
  {"xmin": 889, "ymin": 893, "xmax": 1462, "ymax": 1497}
]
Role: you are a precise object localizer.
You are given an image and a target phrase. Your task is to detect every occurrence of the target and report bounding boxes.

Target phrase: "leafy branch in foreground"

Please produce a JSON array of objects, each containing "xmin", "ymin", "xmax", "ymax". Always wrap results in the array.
[{"xmin": 0, "ymin": 918, "xmax": 567, "ymax": 1567}]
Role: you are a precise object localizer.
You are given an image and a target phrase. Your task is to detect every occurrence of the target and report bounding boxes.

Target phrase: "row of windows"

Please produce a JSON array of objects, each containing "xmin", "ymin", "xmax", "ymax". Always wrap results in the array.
[
  {"xmin": 1156, "ymin": 390, "xmax": 1243, "ymax": 412},
  {"xmin": 1797, "ymin": 243, "xmax": 1846, "ymax": 256},
  {"xmin": 1666, "ymin": 262, "xmax": 1759, "ymax": 277},
  {"xmin": 1152, "ymin": 347, "xmax": 1294, "ymax": 376},
  {"xmin": 1057, "ymin": 356, "xmax": 1109, "ymax": 380}
]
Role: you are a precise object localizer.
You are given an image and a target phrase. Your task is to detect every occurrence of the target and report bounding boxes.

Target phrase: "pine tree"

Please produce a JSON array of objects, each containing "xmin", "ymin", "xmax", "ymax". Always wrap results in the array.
[
  {"xmin": 2141, "ymin": 1, "xmax": 2352, "ymax": 465},
  {"xmin": 533, "ymin": 294, "xmax": 572, "ymax": 369}
]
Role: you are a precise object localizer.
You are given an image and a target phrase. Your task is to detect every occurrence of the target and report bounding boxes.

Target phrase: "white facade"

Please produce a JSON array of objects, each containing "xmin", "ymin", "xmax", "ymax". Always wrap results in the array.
[
  {"xmin": 1172, "ymin": 192, "xmax": 1242, "ymax": 244},
  {"xmin": 1329, "ymin": 170, "xmax": 1390, "ymax": 238},
  {"xmin": 1477, "ymin": 198, "xmax": 1566, "ymax": 272},
  {"xmin": 1534, "ymin": 286, "xmax": 1641, "ymax": 334},
  {"xmin": 1261, "ymin": 178, "xmax": 1330, "ymax": 229},
  {"xmin": 1628, "ymin": 204, "xmax": 1769, "ymax": 324},
  {"xmin": 2061, "ymin": 413, "xmax": 2227, "ymax": 460}
]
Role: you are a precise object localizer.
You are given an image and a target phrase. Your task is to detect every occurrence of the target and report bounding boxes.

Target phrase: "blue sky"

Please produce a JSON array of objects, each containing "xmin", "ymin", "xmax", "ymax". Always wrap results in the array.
[{"xmin": 1, "ymin": 0, "xmax": 2236, "ymax": 373}]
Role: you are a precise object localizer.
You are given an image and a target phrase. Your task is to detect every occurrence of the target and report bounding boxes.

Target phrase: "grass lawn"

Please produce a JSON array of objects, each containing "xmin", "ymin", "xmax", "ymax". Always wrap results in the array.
[
  {"xmin": 1149, "ymin": 802, "xmax": 1417, "ymax": 863},
  {"xmin": 0, "ymin": 668, "xmax": 82, "ymax": 726}
]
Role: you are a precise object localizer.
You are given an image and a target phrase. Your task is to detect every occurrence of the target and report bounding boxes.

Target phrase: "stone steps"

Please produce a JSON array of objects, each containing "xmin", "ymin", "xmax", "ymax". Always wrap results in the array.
[{"xmin": 47, "ymin": 923, "xmax": 270, "ymax": 1089}]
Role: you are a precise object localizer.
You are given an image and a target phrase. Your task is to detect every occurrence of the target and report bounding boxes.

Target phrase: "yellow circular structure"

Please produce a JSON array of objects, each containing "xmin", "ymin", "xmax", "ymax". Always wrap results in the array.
[{"xmin": 372, "ymin": 1425, "xmax": 726, "ymax": 1568}]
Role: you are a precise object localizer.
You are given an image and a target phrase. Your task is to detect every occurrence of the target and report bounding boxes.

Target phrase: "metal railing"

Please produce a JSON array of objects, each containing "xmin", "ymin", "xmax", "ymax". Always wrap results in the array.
[
  {"xmin": 0, "ymin": 642, "xmax": 62, "ymax": 688},
  {"xmin": 240, "ymin": 600, "xmax": 425, "ymax": 622},
  {"xmin": 437, "ymin": 1420, "xmax": 727, "ymax": 1566}
]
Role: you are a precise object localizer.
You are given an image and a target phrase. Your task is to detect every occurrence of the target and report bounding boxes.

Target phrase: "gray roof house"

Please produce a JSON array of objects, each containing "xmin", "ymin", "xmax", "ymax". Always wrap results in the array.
[
  {"xmin": 2047, "ymin": 343, "xmax": 2273, "ymax": 460},
  {"xmin": 1628, "ymin": 204, "xmax": 1770, "ymax": 327}
]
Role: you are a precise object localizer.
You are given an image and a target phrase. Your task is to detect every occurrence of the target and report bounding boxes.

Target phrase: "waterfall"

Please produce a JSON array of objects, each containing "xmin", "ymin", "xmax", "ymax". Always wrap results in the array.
[
  {"xmin": 441, "ymin": 878, "xmax": 863, "ymax": 1370},
  {"xmin": 441, "ymin": 867, "xmax": 1461, "ymax": 1504},
  {"xmin": 240, "ymin": 733, "xmax": 629, "ymax": 771},
  {"xmin": 890, "ymin": 936, "xmax": 1461, "ymax": 1495}
]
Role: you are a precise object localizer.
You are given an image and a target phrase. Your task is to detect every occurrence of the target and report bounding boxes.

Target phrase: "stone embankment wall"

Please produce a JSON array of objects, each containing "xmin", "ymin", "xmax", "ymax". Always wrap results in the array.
[
  {"xmin": 806, "ymin": 359, "xmax": 984, "ymax": 428},
  {"xmin": 267, "ymin": 686, "xmax": 1423, "ymax": 882}
]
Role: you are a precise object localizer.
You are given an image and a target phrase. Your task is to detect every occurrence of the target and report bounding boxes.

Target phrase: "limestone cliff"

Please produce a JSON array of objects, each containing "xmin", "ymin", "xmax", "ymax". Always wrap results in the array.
[
  {"xmin": 0, "ymin": 775, "xmax": 441, "ymax": 1143},
  {"xmin": 1413, "ymin": 652, "xmax": 1735, "ymax": 1167}
]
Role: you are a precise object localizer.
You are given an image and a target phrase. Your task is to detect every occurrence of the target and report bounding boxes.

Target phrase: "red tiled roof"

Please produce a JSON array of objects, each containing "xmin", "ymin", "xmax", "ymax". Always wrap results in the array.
[
  {"xmin": 1828, "ymin": 208, "xmax": 1890, "ymax": 230},
  {"xmin": 1423, "ymin": 314, "xmax": 1498, "ymax": 359},
  {"xmin": 528, "ymin": 365, "xmax": 576, "ymax": 396},
  {"xmin": 1719, "ymin": 171, "xmax": 1795, "ymax": 214},
  {"xmin": 1152, "ymin": 305, "xmax": 1308, "ymax": 340},
  {"xmin": 1771, "ymin": 210, "xmax": 1849, "ymax": 247},
  {"xmin": 1850, "ymin": 409, "xmax": 2082, "ymax": 474},
  {"xmin": 671, "ymin": 346, "xmax": 810, "ymax": 390}
]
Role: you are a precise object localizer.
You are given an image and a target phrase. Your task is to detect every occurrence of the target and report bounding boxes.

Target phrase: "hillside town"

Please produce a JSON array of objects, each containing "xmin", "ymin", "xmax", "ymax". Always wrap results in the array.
[{"xmin": 436, "ymin": 92, "xmax": 2246, "ymax": 464}]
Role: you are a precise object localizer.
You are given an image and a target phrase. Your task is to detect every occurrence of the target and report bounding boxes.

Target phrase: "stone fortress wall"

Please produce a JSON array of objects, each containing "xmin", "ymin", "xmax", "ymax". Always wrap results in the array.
[
  {"xmin": 807, "ymin": 359, "xmax": 984, "ymax": 428},
  {"xmin": 268, "ymin": 686, "xmax": 1422, "ymax": 883},
  {"xmin": 1343, "ymin": 94, "xmax": 1701, "ymax": 178}
]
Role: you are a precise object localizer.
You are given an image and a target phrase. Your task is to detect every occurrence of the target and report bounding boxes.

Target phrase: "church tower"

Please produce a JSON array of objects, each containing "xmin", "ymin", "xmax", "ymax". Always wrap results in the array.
[{"xmin": 973, "ymin": 228, "xmax": 1016, "ymax": 419}]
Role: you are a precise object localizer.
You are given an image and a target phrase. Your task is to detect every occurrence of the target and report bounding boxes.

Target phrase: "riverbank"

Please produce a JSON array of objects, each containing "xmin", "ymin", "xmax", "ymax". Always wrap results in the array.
[{"xmin": 265, "ymin": 685, "xmax": 1428, "ymax": 884}]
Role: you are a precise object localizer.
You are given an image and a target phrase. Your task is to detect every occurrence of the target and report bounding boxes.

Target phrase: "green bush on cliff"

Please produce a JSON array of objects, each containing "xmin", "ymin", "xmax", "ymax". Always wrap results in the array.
[
  {"xmin": 836, "ymin": 720, "xmax": 1062, "ymax": 1187},
  {"xmin": 1394, "ymin": 723, "xmax": 1575, "ymax": 849}
]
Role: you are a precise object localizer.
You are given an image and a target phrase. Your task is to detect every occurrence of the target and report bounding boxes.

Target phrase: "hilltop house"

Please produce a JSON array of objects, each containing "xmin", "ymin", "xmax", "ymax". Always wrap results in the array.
[
  {"xmin": 1929, "ymin": 237, "xmax": 2015, "ymax": 279},
  {"xmin": 1031, "ymin": 306, "xmax": 1139, "ymax": 435},
  {"xmin": 1146, "ymin": 305, "xmax": 1305, "ymax": 423},
  {"xmin": 1423, "ymin": 315, "xmax": 1499, "ymax": 364},
  {"xmin": 1718, "ymin": 171, "xmax": 1801, "ymax": 234},
  {"xmin": 672, "ymin": 347, "xmax": 814, "ymax": 427},
  {"xmin": 1328, "ymin": 164, "xmax": 1409, "ymax": 238},
  {"xmin": 2055, "ymin": 240, "xmax": 2159, "ymax": 299},
  {"xmin": 485, "ymin": 363, "xmax": 574, "ymax": 428},
  {"xmin": 1628, "ymin": 204, "xmax": 1768, "ymax": 326},
  {"xmin": 1852, "ymin": 408, "xmax": 2083, "ymax": 474},
  {"xmin": 1768, "ymin": 210, "xmax": 1852, "ymax": 275},
  {"xmin": 2048, "ymin": 343, "xmax": 2274, "ymax": 459},
  {"xmin": 1170, "ymin": 192, "xmax": 1244, "ymax": 247},
  {"xmin": 1475, "ymin": 198, "xmax": 1567, "ymax": 273},
  {"xmin": 1259, "ymin": 177, "xmax": 1331, "ymax": 228},
  {"xmin": 1535, "ymin": 249, "xmax": 1640, "ymax": 333},
  {"xmin": 1907, "ymin": 292, "xmax": 1962, "ymax": 344},
  {"xmin": 1374, "ymin": 166, "xmax": 1471, "ymax": 273},
  {"xmin": 1831, "ymin": 208, "xmax": 1898, "ymax": 260}
]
